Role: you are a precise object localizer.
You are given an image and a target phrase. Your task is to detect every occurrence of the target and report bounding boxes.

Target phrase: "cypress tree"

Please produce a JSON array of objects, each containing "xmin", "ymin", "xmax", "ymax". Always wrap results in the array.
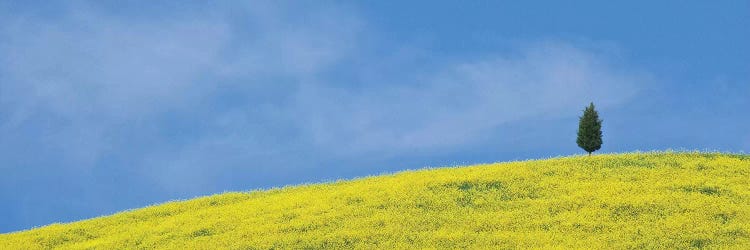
[{"xmin": 577, "ymin": 102, "xmax": 603, "ymax": 156}]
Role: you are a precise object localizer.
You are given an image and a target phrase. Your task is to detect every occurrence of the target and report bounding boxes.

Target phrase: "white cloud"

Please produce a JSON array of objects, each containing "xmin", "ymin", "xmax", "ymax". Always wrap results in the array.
[
  {"xmin": 0, "ymin": 2, "xmax": 362, "ymax": 169},
  {"xmin": 0, "ymin": 2, "xmax": 648, "ymax": 193},
  {"xmin": 294, "ymin": 42, "xmax": 644, "ymax": 155},
  {"xmin": 0, "ymin": 8, "xmax": 228, "ymax": 118},
  {"xmin": 214, "ymin": 1, "xmax": 363, "ymax": 80},
  {"xmin": 0, "ymin": 6, "xmax": 232, "ymax": 167}
]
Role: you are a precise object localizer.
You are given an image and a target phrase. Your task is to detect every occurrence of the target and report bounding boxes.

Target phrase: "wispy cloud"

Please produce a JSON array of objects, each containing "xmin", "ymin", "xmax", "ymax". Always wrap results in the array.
[
  {"xmin": 0, "ymin": 1, "xmax": 649, "ymax": 187},
  {"xmin": 144, "ymin": 41, "xmax": 649, "ymax": 193},
  {"xmin": 295, "ymin": 42, "xmax": 644, "ymax": 155},
  {"xmin": 0, "ymin": 1, "xmax": 362, "ymax": 168},
  {"xmin": 0, "ymin": 3, "xmax": 231, "ymax": 167},
  {"xmin": 0, "ymin": 1, "xmax": 651, "ymax": 231}
]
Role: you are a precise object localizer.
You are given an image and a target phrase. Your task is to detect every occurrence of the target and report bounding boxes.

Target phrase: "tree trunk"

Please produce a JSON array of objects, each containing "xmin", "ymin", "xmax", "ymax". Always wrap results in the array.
[{"xmin": 588, "ymin": 152, "xmax": 592, "ymax": 156}]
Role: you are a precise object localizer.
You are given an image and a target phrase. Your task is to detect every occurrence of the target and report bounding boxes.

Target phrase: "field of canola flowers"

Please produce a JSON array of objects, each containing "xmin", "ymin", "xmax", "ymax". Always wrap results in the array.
[{"xmin": 1, "ymin": 152, "xmax": 749, "ymax": 249}]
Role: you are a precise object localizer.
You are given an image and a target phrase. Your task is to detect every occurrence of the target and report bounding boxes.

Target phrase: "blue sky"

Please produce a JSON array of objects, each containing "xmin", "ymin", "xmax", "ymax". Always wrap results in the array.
[{"xmin": 0, "ymin": 1, "xmax": 748, "ymax": 233}]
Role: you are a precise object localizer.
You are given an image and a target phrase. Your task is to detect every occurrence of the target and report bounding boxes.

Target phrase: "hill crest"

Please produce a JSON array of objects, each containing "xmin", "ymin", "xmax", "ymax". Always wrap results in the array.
[{"xmin": 1, "ymin": 152, "xmax": 749, "ymax": 249}]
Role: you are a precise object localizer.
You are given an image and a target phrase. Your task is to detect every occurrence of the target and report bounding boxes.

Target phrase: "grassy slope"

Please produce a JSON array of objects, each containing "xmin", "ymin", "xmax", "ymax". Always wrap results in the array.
[{"xmin": 1, "ymin": 152, "xmax": 749, "ymax": 249}]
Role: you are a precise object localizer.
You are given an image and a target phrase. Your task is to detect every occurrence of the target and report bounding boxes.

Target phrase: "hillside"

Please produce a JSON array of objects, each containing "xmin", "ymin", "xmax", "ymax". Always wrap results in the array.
[{"xmin": 1, "ymin": 152, "xmax": 749, "ymax": 249}]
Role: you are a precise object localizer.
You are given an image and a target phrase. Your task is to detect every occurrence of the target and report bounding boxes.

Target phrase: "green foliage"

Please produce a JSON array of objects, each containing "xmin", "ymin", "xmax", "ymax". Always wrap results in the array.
[{"xmin": 577, "ymin": 102, "xmax": 603, "ymax": 155}]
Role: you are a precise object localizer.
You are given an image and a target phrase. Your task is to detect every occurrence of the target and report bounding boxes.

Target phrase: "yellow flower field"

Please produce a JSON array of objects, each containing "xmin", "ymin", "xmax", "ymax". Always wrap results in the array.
[{"xmin": 1, "ymin": 152, "xmax": 749, "ymax": 249}]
